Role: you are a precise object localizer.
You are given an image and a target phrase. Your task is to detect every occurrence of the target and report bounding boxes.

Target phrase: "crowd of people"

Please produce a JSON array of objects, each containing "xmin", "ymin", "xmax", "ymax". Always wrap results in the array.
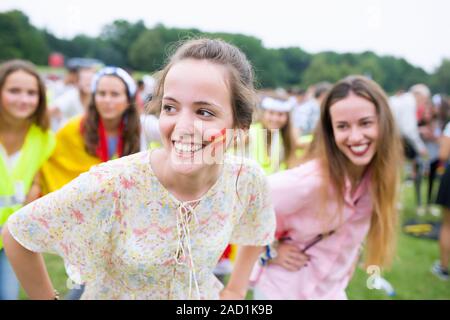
[{"xmin": 0, "ymin": 37, "xmax": 449, "ymax": 300}]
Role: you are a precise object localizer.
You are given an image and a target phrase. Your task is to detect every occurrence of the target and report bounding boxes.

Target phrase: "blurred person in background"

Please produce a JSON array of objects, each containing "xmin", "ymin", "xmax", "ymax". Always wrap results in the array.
[
  {"xmin": 389, "ymin": 84, "xmax": 431, "ymax": 215},
  {"xmin": 432, "ymin": 113, "xmax": 450, "ymax": 281},
  {"xmin": 48, "ymin": 67, "xmax": 96, "ymax": 131},
  {"xmin": 0, "ymin": 60, "xmax": 55, "ymax": 300}
]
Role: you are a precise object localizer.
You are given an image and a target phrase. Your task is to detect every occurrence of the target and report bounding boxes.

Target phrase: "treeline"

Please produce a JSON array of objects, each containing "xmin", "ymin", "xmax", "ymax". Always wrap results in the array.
[{"xmin": 1, "ymin": 9, "xmax": 449, "ymax": 93}]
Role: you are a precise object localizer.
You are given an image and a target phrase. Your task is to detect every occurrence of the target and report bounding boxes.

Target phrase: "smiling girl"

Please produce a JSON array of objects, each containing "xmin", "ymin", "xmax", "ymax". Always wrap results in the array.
[
  {"xmin": 2, "ymin": 39, "xmax": 275, "ymax": 300},
  {"xmin": 251, "ymin": 75, "xmax": 403, "ymax": 299},
  {"xmin": 0, "ymin": 60, "xmax": 55, "ymax": 299},
  {"xmin": 39, "ymin": 67, "xmax": 142, "ymax": 195},
  {"xmin": 248, "ymin": 96, "xmax": 299, "ymax": 174}
]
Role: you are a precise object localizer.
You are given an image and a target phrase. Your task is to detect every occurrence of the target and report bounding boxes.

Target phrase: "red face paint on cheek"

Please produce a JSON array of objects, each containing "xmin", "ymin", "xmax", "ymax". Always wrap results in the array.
[
  {"xmin": 209, "ymin": 128, "xmax": 227, "ymax": 144},
  {"xmin": 208, "ymin": 128, "xmax": 227, "ymax": 157}
]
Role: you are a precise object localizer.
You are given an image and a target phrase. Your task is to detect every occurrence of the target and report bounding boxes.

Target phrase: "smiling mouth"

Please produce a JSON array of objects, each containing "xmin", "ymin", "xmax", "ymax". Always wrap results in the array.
[
  {"xmin": 348, "ymin": 143, "xmax": 370, "ymax": 156},
  {"xmin": 172, "ymin": 140, "xmax": 207, "ymax": 155}
]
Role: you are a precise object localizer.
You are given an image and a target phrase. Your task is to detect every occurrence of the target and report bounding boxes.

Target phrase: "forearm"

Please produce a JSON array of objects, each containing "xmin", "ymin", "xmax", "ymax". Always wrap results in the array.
[
  {"xmin": 2, "ymin": 224, "xmax": 55, "ymax": 299},
  {"xmin": 224, "ymin": 245, "xmax": 263, "ymax": 298},
  {"xmin": 24, "ymin": 172, "xmax": 43, "ymax": 205},
  {"xmin": 439, "ymin": 137, "xmax": 450, "ymax": 162}
]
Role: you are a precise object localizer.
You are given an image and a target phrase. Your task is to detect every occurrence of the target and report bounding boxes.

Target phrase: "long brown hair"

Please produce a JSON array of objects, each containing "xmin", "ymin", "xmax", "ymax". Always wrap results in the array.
[
  {"xmin": 304, "ymin": 75, "xmax": 403, "ymax": 268},
  {"xmin": 0, "ymin": 59, "xmax": 49, "ymax": 130},
  {"xmin": 83, "ymin": 74, "xmax": 141, "ymax": 157}
]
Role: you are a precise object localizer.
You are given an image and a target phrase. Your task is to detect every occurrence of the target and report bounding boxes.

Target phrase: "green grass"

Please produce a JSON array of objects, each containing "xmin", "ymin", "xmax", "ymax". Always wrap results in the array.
[
  {"xmin": 347, "ymin": 179, "xmax": 450, "ymax": 299},
  {"xmin": 19, "ymin": 178, "xmax": 450, "ymax": 300}
]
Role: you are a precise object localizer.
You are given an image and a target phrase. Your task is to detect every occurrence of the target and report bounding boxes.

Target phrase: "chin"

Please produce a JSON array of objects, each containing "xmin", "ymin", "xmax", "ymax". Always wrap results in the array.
[
  {"xmin": 100, "ymin": 114, "xmax": 120, "ymax": 121},
  {"xmin": 347, "ymin": 153, "xmax": 375, "ymax": 167},
  {"xmin": 168, "ymin": 150, "xmax": 205, "ymax": 176}
]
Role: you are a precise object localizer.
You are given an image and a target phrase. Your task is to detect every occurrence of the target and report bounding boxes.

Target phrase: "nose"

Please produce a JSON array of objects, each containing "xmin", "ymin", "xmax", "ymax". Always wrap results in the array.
[
  {"xmin": 19, "ymin": 92, "xmax": 35, "ymax": 105},
  {"xmin": 98, "ymin": 93, "xmax": 113, "ymax": 105},
  {"xmin": 348, "ymin": 126, "xmax": 364, "ymax": 143},
  {"xmin": 173, "ymin": 109, "xmax": 199, "ymax": 139}
]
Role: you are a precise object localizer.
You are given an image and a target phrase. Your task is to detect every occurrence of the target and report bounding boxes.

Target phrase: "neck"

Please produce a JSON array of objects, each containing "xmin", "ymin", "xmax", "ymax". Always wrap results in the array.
[
  {"xmin": 101, "ymin": 117, "xmax": 121, "ymax": 136},
  {"xmin": 346, "ymin": 162, "xmax": 366, "ymax": 187},
  {"xmin": 0, "ymin": 110, "xmax": 31, "ymax": 133},
  {"xmin": 156, "ymin": 150, "xmax": 222, "ymax": 202}
]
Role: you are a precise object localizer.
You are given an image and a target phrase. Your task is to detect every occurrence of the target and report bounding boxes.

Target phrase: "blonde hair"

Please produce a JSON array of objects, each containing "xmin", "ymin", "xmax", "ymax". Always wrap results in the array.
[{"xmin": 304, "ymin": 75, "xmax": 403, "ymax": 268}]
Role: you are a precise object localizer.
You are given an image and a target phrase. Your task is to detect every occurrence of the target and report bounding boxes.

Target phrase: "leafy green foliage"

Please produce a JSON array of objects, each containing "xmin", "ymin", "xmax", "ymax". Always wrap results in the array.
[{"xmin": 1, "ymin": 9, "xmax": 446, "ymax": 92}]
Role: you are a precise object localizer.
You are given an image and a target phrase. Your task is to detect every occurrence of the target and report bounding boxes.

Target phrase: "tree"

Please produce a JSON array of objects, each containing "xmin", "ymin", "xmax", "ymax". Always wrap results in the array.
[
  {"xmin": 431, "ymin": 59, "xmax": 450, "ymax": 94},
  {"xmin": 0, "ymin": 10, "xmax": 49, "ymax": 64},
  {"xmin": 0, "ymin": 9, "xmax": 436, "ymax": 93},
  {"xmin": 278, "ymin": 47, "xmax": 311, "ymax": 85},
  {"xmin": 100, "ymin": 19, "xmax": 147, "ymax": 68},
  {"xmin": 128, "ymin": 29, "xmax": 165, "ymax": 71}
]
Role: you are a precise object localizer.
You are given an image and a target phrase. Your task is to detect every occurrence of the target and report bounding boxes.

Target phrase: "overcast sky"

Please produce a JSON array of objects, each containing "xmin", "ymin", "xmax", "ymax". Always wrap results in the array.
[{"xmin": 1, "ymin": 0, "xmax": 449, "ymax": 73}]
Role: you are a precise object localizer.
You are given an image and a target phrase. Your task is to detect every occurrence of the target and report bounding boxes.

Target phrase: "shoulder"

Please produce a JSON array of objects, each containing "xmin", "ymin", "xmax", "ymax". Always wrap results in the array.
[
  {"xmin": 30, "ymin": 124, "xmax": 55, "ymax": 142},
  {"xmin": 57, "ymin": 115, "xmax": 84, "ymax": 137},
  {"xmin": 389, "ymin": 93, "xmax": 415, "ymax": 109},
  {"xmin": 73, "ymin": 151, "xmax": 150, "ymax": 194},
  {"xmin": 92, "ymin": 151, "xmax": 150, "ymax": 177},
  {"xmin": 28, "ymin": 125, "xmax": 56, "ymax": 156},
  {"xmin": 268, "ymin": 159, "xmax": 324, "ymax": 190},
  {"xmin": 223, "ymin": 154, "xmax": 266, "ymax": 182}
]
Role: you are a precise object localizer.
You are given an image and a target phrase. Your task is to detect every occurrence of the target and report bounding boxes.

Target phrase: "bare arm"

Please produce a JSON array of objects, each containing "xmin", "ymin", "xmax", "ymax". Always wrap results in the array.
[
  {"xmin": 220, "ymin": 245, "xmax": 263, "ymax": 300},
  {"xmin": 2, "ymin": 223, "xmax": 55, "ymax": 299},
  {"xmin": 23, "ymin": 171, "xmax": 42, "ymax": 206},
  {"xmin": 439, "ymin": 136, "xmax": 450, "ymax": 162}
]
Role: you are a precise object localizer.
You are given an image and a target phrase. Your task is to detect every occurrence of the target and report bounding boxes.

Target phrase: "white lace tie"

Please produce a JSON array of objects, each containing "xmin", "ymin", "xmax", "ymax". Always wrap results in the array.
[{"xmin": 174, "ymin": 199, "xmax": 201, "ymax": 299}]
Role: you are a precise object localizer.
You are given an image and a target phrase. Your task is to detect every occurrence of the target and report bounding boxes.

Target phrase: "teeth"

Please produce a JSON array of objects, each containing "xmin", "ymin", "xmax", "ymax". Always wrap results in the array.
[
  {"xmin": 174, "ymin": 142, "xmax": 203, "ymax": 153},
  {"xmin": 350, "ymin": 144, "xmax": 369, "ymax": 153}
]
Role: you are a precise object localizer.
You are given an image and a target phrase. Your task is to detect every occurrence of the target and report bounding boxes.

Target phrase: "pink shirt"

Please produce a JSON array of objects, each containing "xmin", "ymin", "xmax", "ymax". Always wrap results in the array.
[{"xmin": 251, "ymin": 160, "xmax": 373, "ymax": 299}]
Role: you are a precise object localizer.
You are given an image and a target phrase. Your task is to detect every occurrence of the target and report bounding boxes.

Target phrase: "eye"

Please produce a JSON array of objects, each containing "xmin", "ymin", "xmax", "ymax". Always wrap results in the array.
[
  {"xmin": 197, "ymin": 108, "xmax": 214, "ymax": 118},
  {"xmin": 162, "ymin": 104, "xmax": 176, "ymax": 113},
  {"xmin": 361, "ymin": 120, "xmax": 373, "ymax": 127},
  {"xmin": 336, "ymin": 123, "xmax": 348, "ymax": 130},
  {"xmin": 8, "ymin": 88, "xmax": 21, "ymax": 94}
]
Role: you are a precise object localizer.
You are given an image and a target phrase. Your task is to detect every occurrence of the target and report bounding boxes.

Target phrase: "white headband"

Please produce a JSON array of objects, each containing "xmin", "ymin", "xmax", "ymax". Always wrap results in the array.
[
  {"xmin": 91, "ymin": 66, "xmax": 137, "ymax": 97},
  {"xmin": 260, "ymin": 97, "xmax": 293, "ymax": 113}
]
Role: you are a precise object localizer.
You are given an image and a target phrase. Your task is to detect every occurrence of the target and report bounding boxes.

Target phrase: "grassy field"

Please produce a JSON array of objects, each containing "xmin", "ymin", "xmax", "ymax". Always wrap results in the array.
[
  {"xmin": 347, "ymin": 179, "xmax": 450, "ymax": 300},
  {"xmin": 19, "ymin": 179, "xmax": 450, "ymax": 300}
]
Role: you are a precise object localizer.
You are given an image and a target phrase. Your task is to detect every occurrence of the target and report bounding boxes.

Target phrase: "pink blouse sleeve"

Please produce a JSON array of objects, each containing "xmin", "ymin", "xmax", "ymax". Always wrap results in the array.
[{"xmin": 267, "ymin": 161, "xmax": 323, "ymax": 235}]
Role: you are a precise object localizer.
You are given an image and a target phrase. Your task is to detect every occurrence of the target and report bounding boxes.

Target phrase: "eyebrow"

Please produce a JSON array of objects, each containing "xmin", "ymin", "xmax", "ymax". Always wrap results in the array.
[
  {"xmin": 335, "ymin": 116, "xmax": 376, "ymax": 124},
  {"xmin": 359, "ymin": 116, "xmax": 376, "ymax": 121},
  {"xmin": 163, "ymin": 96, "xmax": 221, "ymax": 109}
]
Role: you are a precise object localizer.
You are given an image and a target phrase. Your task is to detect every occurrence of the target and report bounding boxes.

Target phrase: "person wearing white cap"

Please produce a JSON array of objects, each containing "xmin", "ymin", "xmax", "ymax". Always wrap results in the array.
[
  {"xmin": 248, "ymin": 96, "xmax": 299, "ymax": 174},
  {"xmin": 214, "ymin": 94, "xmax": 299, "ymax": 288}
]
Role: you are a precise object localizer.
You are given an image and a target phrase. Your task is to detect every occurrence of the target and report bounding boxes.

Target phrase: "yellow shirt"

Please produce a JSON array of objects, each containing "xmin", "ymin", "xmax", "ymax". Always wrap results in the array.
[{"xmin": 41, "ymin": 116, "xmax": 101, "ymax": 194}]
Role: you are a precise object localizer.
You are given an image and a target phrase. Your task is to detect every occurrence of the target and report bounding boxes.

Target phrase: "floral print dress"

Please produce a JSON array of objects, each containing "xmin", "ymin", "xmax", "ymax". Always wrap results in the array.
[{"xmin": 7, "ymin": 151, "xmax": 275, "ymax": 299}]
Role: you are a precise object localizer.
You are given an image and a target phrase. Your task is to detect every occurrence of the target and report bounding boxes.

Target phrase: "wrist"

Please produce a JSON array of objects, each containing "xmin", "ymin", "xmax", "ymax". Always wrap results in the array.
[{"xmin": 259, "ymin": 241, "xmax": 278, "ymax": 266}]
